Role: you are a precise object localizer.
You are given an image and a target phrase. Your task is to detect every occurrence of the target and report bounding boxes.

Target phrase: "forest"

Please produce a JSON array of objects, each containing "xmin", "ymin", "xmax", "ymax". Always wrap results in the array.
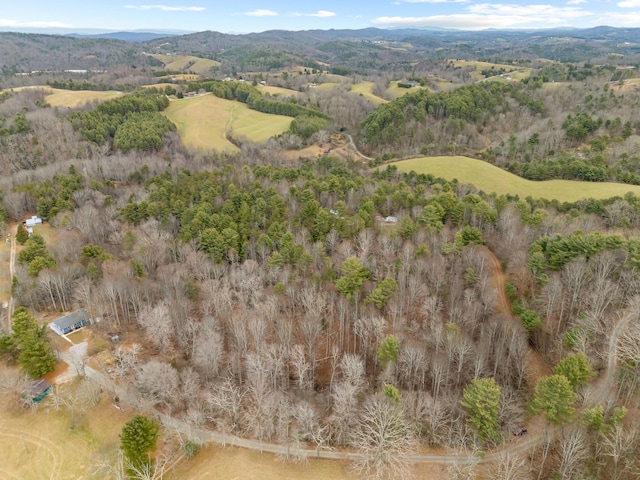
[{"xmin": 1, "ymin": 26, "xmax": 640, "ymax": 480}]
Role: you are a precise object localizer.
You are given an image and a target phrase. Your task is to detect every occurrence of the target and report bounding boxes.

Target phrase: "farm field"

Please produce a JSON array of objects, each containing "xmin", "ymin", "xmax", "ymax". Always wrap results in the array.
[
  {"xmin": 391, "ymin": 156, "xmax": 640, "ymax": 202},
  {"xmin": 169, "ymin": 444, "xmax": 447, "ymax": 480},
  {"xmin": 350, "ymin": 82, "xmax": 387, "ymax": 104},
  {"xmin": 0, "ymin": 394, "xmax": 131, "ymax": 480},
  {"xmin": 259, "ymin": 85, "xmax": 299, "ymax": 97},
  {"xmin": 452, "ymin": 60, "xmax": 532, "ymax": 81},
  {"xmin": 169, "ymin": 445, "xmax": 353, "ymax": 480},
  {"xmin": 12, "ymin": 86, "xmax": 122, "ymax": 108},
  {"xmin": 164, "ymin": 94, "xmax": 293, "ymax": 152},
  {"xmin": 148, "ymin": 54, "xmax": 220, "ymax": 74},
  {"xmin": 386, "ymin": 81, "xmax": 424, "ymax": 99}
]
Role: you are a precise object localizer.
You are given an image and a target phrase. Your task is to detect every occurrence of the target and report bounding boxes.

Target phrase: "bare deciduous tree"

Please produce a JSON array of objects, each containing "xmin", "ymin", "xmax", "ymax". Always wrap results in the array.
[{"xmin": 351, "ymin": 395, "xmax": 417, "ymax": 480}]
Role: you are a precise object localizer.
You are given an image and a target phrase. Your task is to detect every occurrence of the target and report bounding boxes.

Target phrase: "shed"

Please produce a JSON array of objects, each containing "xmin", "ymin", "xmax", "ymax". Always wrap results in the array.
[
  {"xmin": 30, "ymin": 379, "xmax": 52, "ymax": 403},
  {"xmin": 50, "ymin": 310, "xmax": 89, "ymax": 336}
]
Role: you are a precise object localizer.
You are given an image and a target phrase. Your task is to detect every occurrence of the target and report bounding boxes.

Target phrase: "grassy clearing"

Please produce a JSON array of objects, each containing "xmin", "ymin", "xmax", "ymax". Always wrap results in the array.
[
  {"xmin": 452, "ymin": 60, "xmax": 532, "ymax": 82},
  {"xmin": 164, "ymin": 94, "xmax": 292, "ymax": 152},
  {"xmin": 169, "ymin": 445, "xmax": 353, "ymax": 480},
  {"xmin": 0, "ymin": 394, "xmax": 131, "ymax": 480},
  {"xmin": 11, "ymin": 86, "xmax": 122, "ymax": 108},
  {"xmin": 45, "ymin": 89, "xmax": 123, "ymax": 108},
  {"xmin": 350, "ymin": 82, "xmax": 387, "ymax": 104},
  {"xmin": 259, "ymin": 85, "xmax": 300, "ymax": 97},
  {"xmin": 391, "ymin": 156, "xmax": 640, "ymax": 202},
  {"xmin": 386, "ymin": 81, "xmax": 424, "ymax": 99},
  {"xmin": 148, "ymin": 54, "xmax": 220, "ymax": 74}
]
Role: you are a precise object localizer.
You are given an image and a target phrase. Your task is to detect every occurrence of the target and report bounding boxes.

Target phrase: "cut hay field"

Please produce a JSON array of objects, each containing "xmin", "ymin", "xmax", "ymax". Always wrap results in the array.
[
  {"xmin": 350, "ymin": 82, "xmax": 387, "ymax": 104},
  {"xmin": 169, "ymin": 444, "xmax": 447, "ymax": 480},
  {"xmin": 387, "ymin": 81, "xmax": 424, "ymax": 99},
  {"xmin": 12, "ymin": 86, "xmax": 122, "ymax": 108},
  {"xmin": 148, "ymin": 54, "xmax": 220, "ymax": 74},
  {"xmin": 169, "ymin": 445, "xmax": 353, "ymax": 480},
  {"xmin": 452, "ymin": 60, "xmax": 532, "ymax": 81},
  {"xmin": 164, "ymin": 94, "xmax": 293, "ymax": 152},
  {"xmin": 0, "ymin": 395, "xmax": 131, "ymax": 480},
  {"xmin": 259, "ymin": 85, "xmax": 299, "ymax": 97},
  {"xmin": 391, "ymin": 156, "xmax": 640, "ymax": 202}
]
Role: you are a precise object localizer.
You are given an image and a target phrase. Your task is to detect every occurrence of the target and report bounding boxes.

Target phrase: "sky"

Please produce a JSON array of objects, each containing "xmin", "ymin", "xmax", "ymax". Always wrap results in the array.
[{"xmin": 1, "ymin": 0, "xmax": 640, "ymax": 33}]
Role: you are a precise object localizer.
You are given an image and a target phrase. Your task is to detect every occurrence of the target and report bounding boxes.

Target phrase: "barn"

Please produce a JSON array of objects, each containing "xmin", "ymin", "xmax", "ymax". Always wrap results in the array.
[{"xmin": 50, "ymin": 310, "xmax": 89, "ymax": 336}]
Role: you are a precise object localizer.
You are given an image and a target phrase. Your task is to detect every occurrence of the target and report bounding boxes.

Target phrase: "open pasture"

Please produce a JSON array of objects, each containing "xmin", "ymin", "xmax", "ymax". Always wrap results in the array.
[
  {"xmin": 391, "ymin": 156, "xmax": 640, "ymax": 202},
  {"xmin": 169, "ymin": 445, "xmax": 353, "ymax": 480},
  {"xmin": 164, "ymin": 94, "xmax": 292, "ymax": 152},
  {"xmin": 387, "ymin": 81, "xmax": 424, "ymax": 99},
  {"xmin": 259, "ymin": 85, "xmax": 300, "ymax": 97},
  {"xmin": 350, "ymin": 82, "xmax": 387, "ymax": 104},
  {"xmin": 0, "ymin": 395, "xmax": 131, "ymax": 480},
  {"xmin": 11, "ymin": 86, "xmax": 122, "ymax": 108},
  {"xmin": 148, "ymin": 54, "xmax": 220, "ymax": 74},
  {"xmin": 452, "ymin": 60, "xmax": 532, "ymax": 81}
]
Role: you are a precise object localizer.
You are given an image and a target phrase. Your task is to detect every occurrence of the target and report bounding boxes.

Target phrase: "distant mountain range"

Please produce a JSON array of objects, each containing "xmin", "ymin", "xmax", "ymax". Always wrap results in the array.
[
  {"xmin": 65, "ymin": 31, "xmax": 181, "ymax": 42},
  {"xmin": 1, "ymin": 26, "xmax": 640, "ymax": 75}
]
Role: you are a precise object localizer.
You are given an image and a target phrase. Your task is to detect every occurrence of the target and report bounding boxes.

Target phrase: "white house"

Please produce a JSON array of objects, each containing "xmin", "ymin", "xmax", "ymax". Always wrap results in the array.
[{"xmin": 25, "ymin": 215, "xmax": 43, "ymax": 227}]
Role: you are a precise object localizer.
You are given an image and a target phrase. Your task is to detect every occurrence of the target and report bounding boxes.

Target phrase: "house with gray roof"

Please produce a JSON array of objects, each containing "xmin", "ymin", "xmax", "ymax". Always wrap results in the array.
[{"xmin": 49, "ymin": 310, "xmax": 89, "ymax": 336}]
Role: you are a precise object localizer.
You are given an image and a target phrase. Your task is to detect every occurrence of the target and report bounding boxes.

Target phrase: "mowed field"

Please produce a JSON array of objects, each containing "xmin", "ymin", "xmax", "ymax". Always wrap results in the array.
[
  {"xmin": 148, "ymin": 54, "xmax": 220, "ymax": 74},
  {"xmin": 164, "ymin": 94, "xmax": 293, "ymax": 152},
  {"xmin": 259, "ymin": 85, "xmax": 299, "ymax": 98},
  {"xmin": 169, "ymin": 444, "xmax": 447, "ymax": 480},
  {"xmin": 391, "ymin": 156, "xmax": 640, "ymax": 202},
  {"xmin": 12, "ymin": 86, "xmax": 122, "ymax": 108},
  {"xmin": 169, "ymin": 445, "xmax": 354, "ymax": 480},
  {"xmin": 452, "ymin": 60, "xmax": 532, "ymax": 81},
  {"xmin": 0, "ymin": 395, "xmax": 132, "ymax": 480},
  {"xmin": 350, "ymin": 82, "xmax": 387, "ymax": 104}
]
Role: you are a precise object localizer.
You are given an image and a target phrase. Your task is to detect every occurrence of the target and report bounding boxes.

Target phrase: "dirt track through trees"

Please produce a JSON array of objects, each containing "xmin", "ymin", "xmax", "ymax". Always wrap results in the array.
[{"xmin": 483, "ymin": 246, "xmax": 552, "ymax": 385}]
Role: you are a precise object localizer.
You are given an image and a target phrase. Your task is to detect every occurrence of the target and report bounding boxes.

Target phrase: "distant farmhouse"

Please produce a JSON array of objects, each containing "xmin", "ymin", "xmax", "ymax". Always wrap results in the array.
[
  {"xmin": 50, "ymin": 310, "xmax": 89, "ymax": 336},
  {"xmin": 24, "ymin": 215, "xmax": 42, "ymax": 227}
]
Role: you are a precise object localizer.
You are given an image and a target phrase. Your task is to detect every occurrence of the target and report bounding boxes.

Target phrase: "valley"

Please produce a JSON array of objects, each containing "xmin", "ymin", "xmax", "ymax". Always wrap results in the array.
[{"xmin": 2, "ymin": 23, "xmax": 640, "ymax": 480}]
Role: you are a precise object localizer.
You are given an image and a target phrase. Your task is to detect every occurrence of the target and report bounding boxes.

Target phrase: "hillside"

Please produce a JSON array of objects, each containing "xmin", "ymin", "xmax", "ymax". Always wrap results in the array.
[{"xmin": 2, "ymin": 27, "xmax": 640, "ymax": 480}]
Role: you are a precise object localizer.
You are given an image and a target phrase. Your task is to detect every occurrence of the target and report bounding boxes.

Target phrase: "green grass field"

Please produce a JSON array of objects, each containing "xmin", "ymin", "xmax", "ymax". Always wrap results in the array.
[
  {"xmin": 391, "ymin": 156, "xmax": 640, "ymax": 202},
  {"xmin": 164, "ymin": 94, "xmax": 293, "ymax": 152},
  {"xmin": 13, "ymin": 87, "xmax": 123, "ymax": 108},
  {"xmin": 148, "ymin": 54, "xmax": 221, "ymax": 74},
  {"xmin": 386, "ymin": 81, "xmax": 425, "ymax": 99},
  {"xmin": 350, "ymin": 82, "xmax": 387, "ymax": 104},
  {"xmin": 0, "ymin": 394, "xmax": 131, "ymax": 480},
  {"xmin": 451, "ymin": 60, "xmax": 532, "ymax": 82},
  {"xmin": 259, "ymin": 85, "xmax": 299, "ymax": 97}
]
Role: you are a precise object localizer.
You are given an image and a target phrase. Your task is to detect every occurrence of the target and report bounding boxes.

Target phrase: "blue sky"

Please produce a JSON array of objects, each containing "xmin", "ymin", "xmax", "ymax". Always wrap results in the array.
[{"xmin": 1, "ymin": 1, "xmax": 640, "ymax": 33}]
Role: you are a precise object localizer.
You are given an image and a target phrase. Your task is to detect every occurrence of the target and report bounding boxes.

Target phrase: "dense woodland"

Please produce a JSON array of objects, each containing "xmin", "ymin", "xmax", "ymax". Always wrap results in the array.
[{"xmin": 1, "ymin": 27, "xmax": 640, "ymax": 480}]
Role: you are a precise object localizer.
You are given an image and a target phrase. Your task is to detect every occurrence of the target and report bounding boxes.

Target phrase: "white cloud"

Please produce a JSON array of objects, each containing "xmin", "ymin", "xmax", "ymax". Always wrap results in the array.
[
  {"xmin": 244, "ymin": 9, "xmax": 278, "ymax": 16},
  {"xmin": 598, "ymin": 10, "xmax": 640, "ymax": 24},
  {"xmin": 567, "ymin": 0, "xmax": 586, "ymax": 4},
  {"xmin": 124, "ymin": 4, "xmax": 205, "ymax": 11},
  {"xmin": 0, "ymin": 19, "xmax": 73, "ymax": 28},
  {"xmin": 291, "ymin": 10, "xmax": 336, "ymax": 17},
  {"xmin": 468, "ymin": 3, "xmax": 589, "ymax": 18},
  {"xmin": 616, "ymin": 0, "xmax": 640, "ymax": 7},
  {"xmin": 374, "ymin": 3, "xmax": 592, "ymax": 29}
]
